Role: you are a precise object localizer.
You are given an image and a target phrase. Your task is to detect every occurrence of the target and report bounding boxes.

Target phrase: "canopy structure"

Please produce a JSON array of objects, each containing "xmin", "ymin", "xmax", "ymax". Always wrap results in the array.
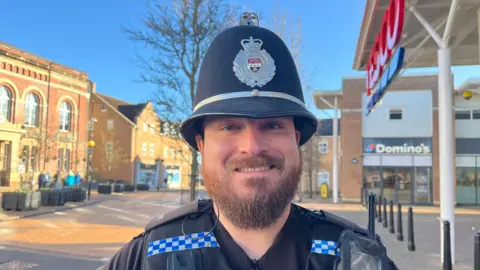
[
  {"xmin": 456, "ymin": 77, "xmax": 480, "ymax": 93},
  {"xmin": 352, "ymin": 0, "xmax": 480, "ymax": 265},
  {"xmin": 354, "ymin": 0, "xmax": 480, "ymax": 71}
]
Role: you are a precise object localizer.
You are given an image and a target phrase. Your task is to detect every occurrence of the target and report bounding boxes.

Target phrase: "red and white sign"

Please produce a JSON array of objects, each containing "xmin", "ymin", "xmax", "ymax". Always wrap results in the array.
[{"xmin": 366, "ymin": 0, "xmax": 405, "ymax": 96}]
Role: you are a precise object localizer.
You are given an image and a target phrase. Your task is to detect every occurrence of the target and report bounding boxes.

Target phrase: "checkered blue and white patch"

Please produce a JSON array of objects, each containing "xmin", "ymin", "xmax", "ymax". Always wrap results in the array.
[
  {"xmin": 147, "ymin": 232, "xmax": 220, "ymax": 257},
  {"xmin": 311, "ymin": 240, "xmax": 340, "ymax": 256}
]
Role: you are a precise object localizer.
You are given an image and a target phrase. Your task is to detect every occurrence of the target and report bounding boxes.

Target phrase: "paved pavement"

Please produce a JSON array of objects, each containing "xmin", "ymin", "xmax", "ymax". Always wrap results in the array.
[
  {"xmin": 0, "ymin": 190, "xmax": 479, "ymax": 269},
  {"xmin": 333, "ymin": 210, "xmax": 479, "ymax": 269}
]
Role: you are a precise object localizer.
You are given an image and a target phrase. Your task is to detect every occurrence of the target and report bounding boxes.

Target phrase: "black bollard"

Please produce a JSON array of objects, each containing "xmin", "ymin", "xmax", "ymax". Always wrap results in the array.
[
  {"xmin": 383, "ymin": 197, "xmax": 388, "ymax": 228},
  {"xmin": 396, "ymin": 203, "xmax": 404, "ymax": 241},
  {"xmin": 375, "ymin": 196, "xmax": 378, "ymax": 218},
  {"xmin": 407, "ymin": 207, "xmax": 415, "ymax": 251},
  {"xmin": 443, "ymin": 221, "xmax": 452, "ymax": 270},
  {"xmin": 367, "ymin": 193, "xmax": 376, "ymax": 241},
  {"xmin": 378, "ymin": 195, "xmax": 382, "ymax": 223},
  {"xmin": 474, "ymin": 232, "xmax": 479, "ymax": 270},
  {"xmin": 389, "ymin": 200, "xmax": 395, "ymax": 234}
]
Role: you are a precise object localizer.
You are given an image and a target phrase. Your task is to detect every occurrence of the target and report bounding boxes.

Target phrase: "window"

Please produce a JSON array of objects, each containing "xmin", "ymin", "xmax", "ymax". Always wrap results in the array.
[
  {"xmin": 30, "ymin": 146, "xmax": 37, "ymax": 171},
  {"xmin": 64, "ymin": 149, "xmax": 70, "ymax": 172},
  {"xmin": 162, "ymin": 122, "xmax": 171, "ymax": 135},
  {"xmin": 142, "ymin": 143, "xmax": 147, "ymax": 156},
  {"xmin": 59, "ymin": 102, "xmax": 72, "ymax": 131},
  {"xmin": 106, "ymin": 142, "xmax": 113, "ymax": 158},
  {"xmin": 143, "ymin": 122, "xmax": 147, "ymax": 132},
  {"xmin": 455, "ymin": 110, "xmax": 471, "ymax": 120},
  {"xmin": 58, "ymin": 148, "xmax": 64, "ymax": 171},
  {"xmin": 318, "ymin": 142, "xmax": 328, "ymax": 154},
  {"xmin": 150, "ymin": 144, "xmax": 155, "ymax": 156},
  {"xmin": 24, "ymin": 93, "xmax": 39, "ymax": 126},
  {"xmin": 316, "ymin": 172, "xmax": 329, "ymax": 186},
  {"xmin": 0, "ymin": 86, "xmax": 12, "ymax": 121},
  {"xmin": 22, "ymin": 146, "xmax": 29, "ymax": 171},
  {"xmin": 150, "ymin": 124, "xmax": 155, "ymax": 134},
  {"xmin": 472, "ymin": 110, "xmax": 480, "ymax": 120},
  {"xmin": 389, "ymin": 109, "xmax": 403, "ymax": 120},
  {"xmin": 3, "ymin": 143, "xmax": 9, "ymax": 171},
  {"xmin": 107, "ymin": 120, "xmax": 114, "ymax": 130}
]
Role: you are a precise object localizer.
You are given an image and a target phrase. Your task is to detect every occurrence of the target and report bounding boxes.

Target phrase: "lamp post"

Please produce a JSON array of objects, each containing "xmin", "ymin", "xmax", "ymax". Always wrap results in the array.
[
  {"xmin": 86, "ymin": 97, "xmax": 106, "ymax": 201},
  {"xmin": 87, "ymin": 140, "xmax": 95, "ymax": 200}
]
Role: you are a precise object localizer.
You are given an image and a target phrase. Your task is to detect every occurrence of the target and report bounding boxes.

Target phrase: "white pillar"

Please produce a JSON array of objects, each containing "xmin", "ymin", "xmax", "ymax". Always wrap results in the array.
[
  {"xmin": 438, "ymin": 47, "xmax": 455, "ymax": 264},
  {"xmin": 333, "ymin": 96, "xmax": 339, "ymax": 203}
]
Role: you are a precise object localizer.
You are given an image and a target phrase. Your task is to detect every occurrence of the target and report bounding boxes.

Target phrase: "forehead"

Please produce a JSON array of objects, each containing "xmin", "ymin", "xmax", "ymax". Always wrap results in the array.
[{"xmin": 202, "ymin": 116, "xmax": 294, "ymax": 126}]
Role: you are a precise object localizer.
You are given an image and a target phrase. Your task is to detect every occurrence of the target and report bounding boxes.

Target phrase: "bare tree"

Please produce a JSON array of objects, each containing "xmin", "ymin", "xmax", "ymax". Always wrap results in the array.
[
  {"xmin": 269, "ymin": 8, "xmax": 317, "ymax": 202},
  {"xmin": 125, "ymin": 0, "xmax": 238, "ymax": 201},
  {"xmin": 19, "ymin": 128, "xmax": 59, "ymax": 190}
]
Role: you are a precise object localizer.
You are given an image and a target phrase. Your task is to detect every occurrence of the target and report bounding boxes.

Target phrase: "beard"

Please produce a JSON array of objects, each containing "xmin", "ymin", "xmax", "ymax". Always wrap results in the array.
[{"xmin": 202, "ymin": 152, "xmax": 302, "ymax": 230}]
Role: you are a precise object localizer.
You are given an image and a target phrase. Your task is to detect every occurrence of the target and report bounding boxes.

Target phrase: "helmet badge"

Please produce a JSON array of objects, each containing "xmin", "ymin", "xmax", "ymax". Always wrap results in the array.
[{"xmin": 233, "ymin": 36, "xmax": 276, "ymax": 88}]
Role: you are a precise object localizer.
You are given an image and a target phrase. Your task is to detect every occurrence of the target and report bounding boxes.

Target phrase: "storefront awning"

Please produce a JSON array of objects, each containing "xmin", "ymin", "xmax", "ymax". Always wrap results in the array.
[{"xmin": 353, "ymin": 0, "xmax": 480, "ymax": 71}]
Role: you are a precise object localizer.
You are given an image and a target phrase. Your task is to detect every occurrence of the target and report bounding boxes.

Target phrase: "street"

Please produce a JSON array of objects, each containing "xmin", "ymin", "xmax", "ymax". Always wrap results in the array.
[{"xmin": 0, "ymin": 191, "xmax": 478, "ymax": 269}]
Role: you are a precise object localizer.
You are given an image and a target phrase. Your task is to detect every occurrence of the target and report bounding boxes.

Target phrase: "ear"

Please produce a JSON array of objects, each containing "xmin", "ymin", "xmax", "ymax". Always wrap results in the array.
[
  {"xmin": 295, "ymin": 130, "xmax": 301, "ymax": 145},
  {"xmin": 195, "ymin": 134, "xmax": 204, "ymax": 154}
]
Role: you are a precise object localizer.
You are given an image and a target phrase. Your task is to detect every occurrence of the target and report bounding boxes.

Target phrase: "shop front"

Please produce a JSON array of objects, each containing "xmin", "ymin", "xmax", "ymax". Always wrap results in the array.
[
  {"xmin": 362, "ymin": 138, "xmax": 433, "ymax": 205},
  {"xmin": 456, "ymin": 138, "xmax": 480, "ymax": 205}
]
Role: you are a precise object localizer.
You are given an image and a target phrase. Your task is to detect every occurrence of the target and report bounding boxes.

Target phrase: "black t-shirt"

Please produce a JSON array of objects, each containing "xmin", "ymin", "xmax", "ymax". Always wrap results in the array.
[{"xmin": 213, "ymin": 205, "xmax": 313, "ymax": 270}]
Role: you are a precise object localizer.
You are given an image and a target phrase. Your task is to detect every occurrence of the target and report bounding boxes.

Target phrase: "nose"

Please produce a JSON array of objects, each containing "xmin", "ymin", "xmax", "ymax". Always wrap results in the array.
[{"xmin": 237, "ymin": 125, "xmax": 268, "ymax": 155}]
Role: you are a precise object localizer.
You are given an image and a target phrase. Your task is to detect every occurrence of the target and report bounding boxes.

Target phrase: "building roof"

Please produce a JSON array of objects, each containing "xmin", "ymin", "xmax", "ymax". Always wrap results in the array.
[
  {"xmin": 96, "ymin": 93, "xmax": 148, "ymax": 122},
  {"xmin": 316, "ymin": 119, "xmax": 341, "ymax": 136}
]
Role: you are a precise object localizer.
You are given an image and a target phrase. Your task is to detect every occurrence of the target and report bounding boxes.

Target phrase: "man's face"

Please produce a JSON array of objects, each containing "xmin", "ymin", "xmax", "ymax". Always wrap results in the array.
[{"xmin": 196, "ymin": 116, "xmax": 302, "ymax": 230}]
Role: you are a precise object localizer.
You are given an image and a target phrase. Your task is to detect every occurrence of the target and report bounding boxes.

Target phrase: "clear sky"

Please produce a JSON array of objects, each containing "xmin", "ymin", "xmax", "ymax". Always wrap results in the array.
[{"xmin": 2, "ymin": 0, "xmax": 480, "ymax": 118}]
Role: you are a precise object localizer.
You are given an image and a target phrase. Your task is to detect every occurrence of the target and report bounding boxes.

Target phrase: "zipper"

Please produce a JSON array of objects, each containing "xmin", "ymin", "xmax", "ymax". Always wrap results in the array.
[{"xmin": 251, "ymin": 259, "xmax": 260, "ymax": 270}]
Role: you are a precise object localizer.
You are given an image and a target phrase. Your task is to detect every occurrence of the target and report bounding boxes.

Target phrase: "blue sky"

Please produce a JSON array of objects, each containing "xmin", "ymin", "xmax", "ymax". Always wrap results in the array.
[{"xmin": 2, "ymin": 0, "xmax": 480, "ymax": 118}]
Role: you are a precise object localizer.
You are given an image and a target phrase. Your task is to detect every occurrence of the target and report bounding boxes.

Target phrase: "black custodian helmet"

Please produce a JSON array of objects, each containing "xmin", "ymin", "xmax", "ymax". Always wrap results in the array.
[{"xmin": 180, "ymin": 12, "xmax": 318, "ymax": 150}]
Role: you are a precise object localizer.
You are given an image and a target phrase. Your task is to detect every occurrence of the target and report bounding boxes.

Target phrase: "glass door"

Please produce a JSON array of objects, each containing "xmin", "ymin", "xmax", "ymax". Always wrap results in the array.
[
  {"xmin": 414, "ymin": 167, "xmax": 433, "ymax": 204},
  {"xmin": 382, "ymin": 167, "xmax": 396, "ymax": 203}
]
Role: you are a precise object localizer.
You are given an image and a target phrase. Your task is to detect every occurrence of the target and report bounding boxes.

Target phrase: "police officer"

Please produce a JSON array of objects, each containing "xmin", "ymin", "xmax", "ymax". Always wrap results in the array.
[{"xmin": 100, "ymin": 12, "xmax": 397, "ymax": 270}]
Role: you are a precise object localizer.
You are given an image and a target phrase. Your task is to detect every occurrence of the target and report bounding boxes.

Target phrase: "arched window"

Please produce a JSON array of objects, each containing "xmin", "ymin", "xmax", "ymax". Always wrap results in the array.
[
  {"xmin": 59, "ymin": 101, "xmax": 72, "ymax": 131},
  {"xmin": 25, "ymin": 93, "xmax": 39, "ymax": 126},
  {"xmin": 0, "ymin": 86, "xmax": 12, "ymax": 121}
]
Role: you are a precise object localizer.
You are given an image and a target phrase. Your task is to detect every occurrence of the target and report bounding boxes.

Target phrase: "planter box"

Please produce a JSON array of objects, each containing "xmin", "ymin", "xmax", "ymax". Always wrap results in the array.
[
  {"xmin": 1, "ymin": 191, "xmax": 40, "ymax": 211},
  {"xmin": 98, "ymin": 184, "xmax": 112, "ymax": 194},
  {"xmin": 113, "ymin": 184, "xmax": 124, "ymax": 193},
  {"xmin": 47, "ymin": 190, "xmax": 66, "ymax": 206},
  {"xmin": 72, "ymin": 188, "xmax": 86, "ymax": 202},
  {"xmin": 29, "ymin": 191, "xmax": 40, "ymax": 210},
  {"xmin": 123, "ymin": 184, "xmax": 135, "ymax": 192},
  {"xmin": 40, "ymin": 190, "xmax": 50, "ymax": 206},
  {"xmin": 1, "ymin": 192, "xmax": 18, "ymax": 210},
  {"xmin": 64, "ymin": 189, "xmax": 74, "ymax": 202},
  {"xmin": 136, "ymin": 184, "xmax": 150, "ymax": 191}
]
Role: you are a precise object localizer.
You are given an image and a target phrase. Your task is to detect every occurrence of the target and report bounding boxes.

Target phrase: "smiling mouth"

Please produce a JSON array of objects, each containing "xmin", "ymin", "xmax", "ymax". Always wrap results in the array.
[{"xmin": 235, "ymin": 165, "xmax": 275, "ymax": 172}]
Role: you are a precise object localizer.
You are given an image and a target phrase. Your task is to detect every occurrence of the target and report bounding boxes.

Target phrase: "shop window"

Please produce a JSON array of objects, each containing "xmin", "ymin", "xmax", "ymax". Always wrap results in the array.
[
  {"xmin": 414, "ymin": 167, "xmax": 432, "ymax": 204},
  {"xmin": 318, "ymin": 142, "xmax": 328, "ymax": 154},
  {"xmin": 455, "ymin": 110, "xmax": 471, "ymax": 120},
  {"xmin": 388, "ymin": 109, "xmax": 402, "ymax": 120},
  {"xmin": 363, "ymin": 166, "xmax": 381, "ymax": 190},
  {"xmin": 456, "ymin": 166, "xmax": 477, "ymax": 204}
]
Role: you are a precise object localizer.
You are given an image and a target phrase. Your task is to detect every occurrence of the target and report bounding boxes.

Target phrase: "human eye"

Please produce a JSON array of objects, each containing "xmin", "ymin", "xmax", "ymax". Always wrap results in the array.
[
  {"xmin": 219, "ymin": 124, "xmax": 239, "ymax": 131},
  {"xmin": 264, "ymin": 121, "xmax": 283, "ymax": 130}
]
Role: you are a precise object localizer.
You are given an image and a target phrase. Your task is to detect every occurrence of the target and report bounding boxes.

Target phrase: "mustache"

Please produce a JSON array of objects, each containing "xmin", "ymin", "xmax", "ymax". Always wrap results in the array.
[{"xmin": 226, "ymin": 154, "xmax": 284, "ymax": 171}]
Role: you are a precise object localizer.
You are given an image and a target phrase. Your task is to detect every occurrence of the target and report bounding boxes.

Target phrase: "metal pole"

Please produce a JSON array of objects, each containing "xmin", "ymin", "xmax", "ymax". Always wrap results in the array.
[
  {"xmin": 438, "ymin": 47, "xmax": 455, "ymax": 264},
  {"xmin": 333, "ymin": 96, "xmax": 339, "ymax": 203},
  {"xmin": 87, "ymin": 146, "xmax": 93, "ymax": 200}
]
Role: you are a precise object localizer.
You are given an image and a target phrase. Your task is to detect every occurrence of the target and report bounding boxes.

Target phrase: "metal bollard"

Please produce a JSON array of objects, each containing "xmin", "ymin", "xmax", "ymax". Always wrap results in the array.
[
  {"xmin": 378, "ymin": 195, "xmax": 383, "ymax": 223},
  {"xmin": 443, "ymin": 220, "xmax": 452, "ymax": 270},
  {"xmin": 474, "ymin": 232, "xmax": 479, "ymax": 270},
  {"xmin": 374, "ymin": 194, "xmax": 378, "ymax": 218},
  {"xmin": 407, "ymin": 207, "xmax": 415, "ymax": 251},
  {"xmin": 396, "ymin": 203, "xmax": 404, "ymax": 241},
  {"xmin": 389, "ymin": 200, "xmax": 395, "ymax": 234},
  {"xmin": 383, "ymin": 197, "xmax": 388, "ymax": 228}
]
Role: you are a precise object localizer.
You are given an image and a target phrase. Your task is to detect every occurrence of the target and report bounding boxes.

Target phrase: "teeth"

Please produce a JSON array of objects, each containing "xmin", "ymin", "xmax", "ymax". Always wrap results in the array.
[{"xmin": 238, "ymin": 166, "xmax": 270, "ymax": 172}]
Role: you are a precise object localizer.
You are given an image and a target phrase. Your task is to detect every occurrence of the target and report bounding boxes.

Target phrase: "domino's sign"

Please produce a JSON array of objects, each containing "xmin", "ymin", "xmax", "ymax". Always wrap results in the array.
[{"xmin": 363, "ymin": 138, "xmax": 432, "ymax": 155}]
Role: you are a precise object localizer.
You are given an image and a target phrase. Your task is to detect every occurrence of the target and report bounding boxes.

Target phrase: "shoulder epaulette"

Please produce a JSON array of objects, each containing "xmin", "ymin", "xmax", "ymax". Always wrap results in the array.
[{"xmin": 144, "ymin": 199, "xmax": 212, "ymax": 232}]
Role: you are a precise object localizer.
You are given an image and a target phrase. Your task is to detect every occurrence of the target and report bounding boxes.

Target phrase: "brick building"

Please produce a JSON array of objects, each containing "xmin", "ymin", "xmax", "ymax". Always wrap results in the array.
[
  {"xmin": 314, "ymin": 74, "xmax": 480, "ymax": 206},
  {"xmin": 0, "ymin": 41, "xmax": 90, "ymax": 191},
  {"xmin": 90, "ymin": 93, "xmax": 192, "ymax": 189}
]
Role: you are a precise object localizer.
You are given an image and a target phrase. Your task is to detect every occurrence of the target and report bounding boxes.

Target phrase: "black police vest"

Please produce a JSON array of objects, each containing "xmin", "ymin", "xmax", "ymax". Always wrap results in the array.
[{"xmin": 140, "ymin": 200, "xmax": 367, "ymax": 270}]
